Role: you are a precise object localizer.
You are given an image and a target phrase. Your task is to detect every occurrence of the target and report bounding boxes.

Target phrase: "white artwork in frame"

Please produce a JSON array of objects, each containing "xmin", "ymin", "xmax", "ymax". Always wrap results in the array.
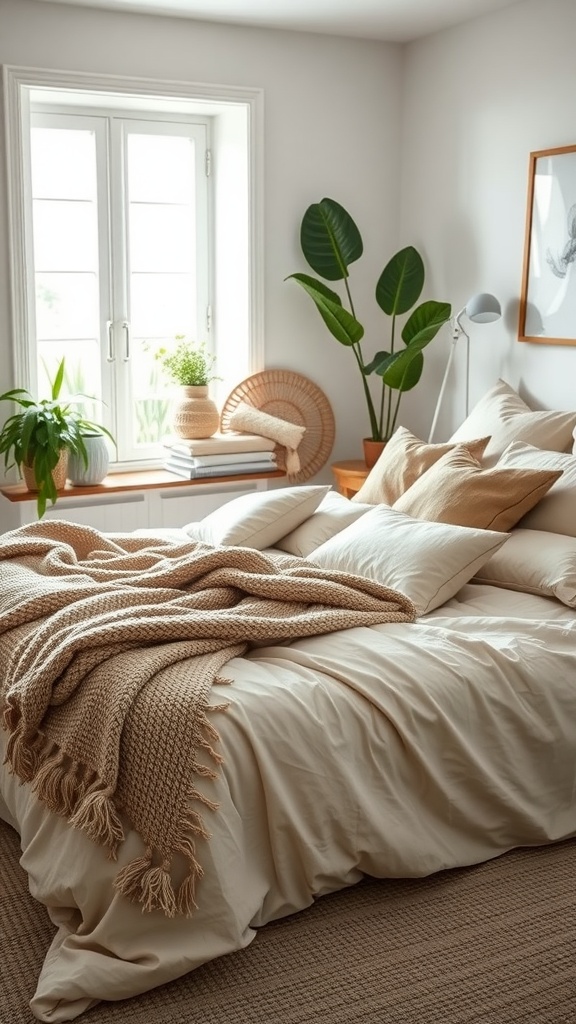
[{"xmin": 518, "ymin": 144, "xmax": 576, "ymax": 346}]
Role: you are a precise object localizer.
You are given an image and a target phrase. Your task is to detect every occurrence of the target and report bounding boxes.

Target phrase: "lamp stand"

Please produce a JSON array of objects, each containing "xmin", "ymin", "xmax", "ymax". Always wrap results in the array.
[{"xmin": 428, "ymin": 316, "xmax": 470, "ymax": 443}]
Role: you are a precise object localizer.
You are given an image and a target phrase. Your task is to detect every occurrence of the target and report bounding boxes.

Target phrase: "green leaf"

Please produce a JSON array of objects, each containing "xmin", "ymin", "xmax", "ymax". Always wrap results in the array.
[
  {"xmin": 21, "ymin": 407, "xmax": 40, "ymax": 461},
  {"xmin": 0, "ymin": 388, "xmax": 34, "ymax": 405},
  {"xmin": 374, "ymin": 300, "xmax": 451, "ymax": 392},
  {"xmin": 364, "ymin": 350, "xmax": 390, "ymax": 375},
  {"xmin": 401, "ymin": 300, "xmax": 452, "ymax": 346},
  {"xmin": 78, "ymin": 421, "xmax": 117, "ymax": 449},
  {"xmin": 379, "ymin": 349, "xmax": 424, "ymax": 392},
  {"xmin": 375, "ymin": 246, "xmax": 425, "ymax": 317},
  {"xmin": 287, "ymin": 273, "xmax": 364, "ymax": 346},
  {"xmin": 51, "ymin": 357, "xmax": 65, "ymax": 400},
  {"xmin": 300, "ymin": 198, "xmax": 363, "ymax": 281}
]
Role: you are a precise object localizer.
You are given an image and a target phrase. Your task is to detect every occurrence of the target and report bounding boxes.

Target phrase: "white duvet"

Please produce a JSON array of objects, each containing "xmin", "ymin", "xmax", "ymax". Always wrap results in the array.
[{"xmin": 1, "ymin": 582, "xmax": 576, "ymax": 1021}]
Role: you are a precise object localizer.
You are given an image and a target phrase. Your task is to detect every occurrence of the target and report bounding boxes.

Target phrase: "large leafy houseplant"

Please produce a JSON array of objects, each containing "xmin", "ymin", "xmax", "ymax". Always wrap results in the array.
[
  {"xmin": 286, "ymin": 197, "xmax": 451, "ymax": 443},
  {"xmin": 0, "ymin": 357, "xmax": 115, "ymax": 518}
]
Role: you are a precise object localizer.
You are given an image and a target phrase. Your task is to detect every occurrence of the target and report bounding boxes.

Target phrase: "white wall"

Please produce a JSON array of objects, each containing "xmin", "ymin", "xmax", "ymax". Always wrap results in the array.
[
  {"xmin": 3, "ymin": 0, "xmax": 572, "ymax": 477},
  {"xmin": 0, "ymin": 0, "xmax": 402, "ymax": 477},
  {"xmin": 400, "ymin": 0, "xmax": 576, "ymax": 441}
]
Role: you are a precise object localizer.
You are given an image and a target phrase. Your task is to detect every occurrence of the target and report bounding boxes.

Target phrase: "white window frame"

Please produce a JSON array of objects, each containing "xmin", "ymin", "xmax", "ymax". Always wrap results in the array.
[{"xmin": 2, "ymin": 64, "xmax": 265, "ymax": 468}]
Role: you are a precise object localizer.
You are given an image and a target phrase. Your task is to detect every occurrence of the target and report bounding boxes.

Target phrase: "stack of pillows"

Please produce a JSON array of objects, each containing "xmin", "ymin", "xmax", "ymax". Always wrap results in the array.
[{"xmin": 185, "ymin": 380, "xmax": 576, "ymax": 616}]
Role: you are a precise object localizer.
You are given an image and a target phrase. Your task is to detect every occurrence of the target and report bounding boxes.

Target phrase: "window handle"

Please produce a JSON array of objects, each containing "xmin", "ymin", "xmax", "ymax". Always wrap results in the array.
[
  {"xmin": 122, "ymin": 320, "xmax": 130, "ymax": 362},
  {"xmin": 106, "ymin": 320, "xmax": 115, "ymax": 363}
]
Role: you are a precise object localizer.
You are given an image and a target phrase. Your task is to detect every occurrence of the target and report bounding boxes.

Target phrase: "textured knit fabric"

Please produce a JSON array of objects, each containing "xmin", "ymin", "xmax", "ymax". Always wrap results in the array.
[
  {"xmin": 229, "ymin": 402, "xmax": 306, "ymax": 476},
  {"xmin": 0, "ymin": 519, "xmax": 415, "ymax": 917}
]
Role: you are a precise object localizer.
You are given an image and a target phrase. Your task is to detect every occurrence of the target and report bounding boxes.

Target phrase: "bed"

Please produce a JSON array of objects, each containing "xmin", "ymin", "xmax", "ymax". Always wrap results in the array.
[{"xmin": 2, "ymin": 379, "xmax": 576, "ymax": 1022}]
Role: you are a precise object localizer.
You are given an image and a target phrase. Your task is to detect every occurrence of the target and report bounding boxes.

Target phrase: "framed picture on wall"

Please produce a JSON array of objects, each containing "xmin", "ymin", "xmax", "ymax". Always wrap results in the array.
[{"xmin": 518, "ymin": 144, "xmax": 576, "ymax": 345}]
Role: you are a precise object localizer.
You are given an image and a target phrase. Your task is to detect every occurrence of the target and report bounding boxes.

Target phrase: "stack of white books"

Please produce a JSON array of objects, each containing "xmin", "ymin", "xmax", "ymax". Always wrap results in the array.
[{"xmin": 163, "ymin": 432, "xmax": 279, "ymax": 480}]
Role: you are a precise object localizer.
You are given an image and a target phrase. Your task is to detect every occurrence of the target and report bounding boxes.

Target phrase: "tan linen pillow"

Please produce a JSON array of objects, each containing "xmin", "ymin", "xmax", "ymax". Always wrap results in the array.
[
  {"xmin": 473, "ymin": 528, "xmax": 576, "ymax": 607},
  {"xmin": 351, "ymin": 427, "xmax": 489, "ymax": 505},
  {"xmin": 449, "ymin": 379, "xmax": 576, "ymax": 467},
  {"xmin": 310, "ymin": 504, "xmax": 507, "ymax": 615},
  {"xmin": 184, "ymin": 485, "xmax": 330, "ymax": 549},
  {"xmin": 497, "ymin": 442, "xmax": 576, "ymax": 537},
  {"xmin": 275, "ymin": 490, "xmax": 372, "ymax": 557},
  {"xmin": 394, "ymin": 445, "xmax": 562, "ymax": 532}
]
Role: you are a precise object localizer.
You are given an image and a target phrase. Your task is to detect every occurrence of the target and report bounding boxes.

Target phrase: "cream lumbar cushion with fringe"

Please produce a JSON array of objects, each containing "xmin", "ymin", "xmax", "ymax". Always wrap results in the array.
[{"xmin": 228, "ymin": 401, "xmax": 306, "ymax": 477}]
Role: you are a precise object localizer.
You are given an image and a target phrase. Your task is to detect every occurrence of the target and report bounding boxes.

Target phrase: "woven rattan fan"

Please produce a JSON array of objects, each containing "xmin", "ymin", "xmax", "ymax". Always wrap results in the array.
[{"xmin": 220, "ymin": 370, "xmax": 335, "ymax": 483}]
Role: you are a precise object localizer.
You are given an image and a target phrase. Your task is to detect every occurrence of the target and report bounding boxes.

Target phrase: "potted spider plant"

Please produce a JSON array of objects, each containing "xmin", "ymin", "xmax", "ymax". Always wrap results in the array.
[
  {"xmin": 0, "ymin": 357, "xmax": 115, "ymax": 518},
  {"xmin": 286, "ymin": 197, "xmax": 452, "ymax": 465}
]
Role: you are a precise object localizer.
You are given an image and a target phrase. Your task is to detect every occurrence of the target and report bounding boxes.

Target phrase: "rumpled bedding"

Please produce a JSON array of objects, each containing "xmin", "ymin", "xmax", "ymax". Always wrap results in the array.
[{"xmin": 1, "ymin": 579, "xmax": 576, "ymax": 1021}]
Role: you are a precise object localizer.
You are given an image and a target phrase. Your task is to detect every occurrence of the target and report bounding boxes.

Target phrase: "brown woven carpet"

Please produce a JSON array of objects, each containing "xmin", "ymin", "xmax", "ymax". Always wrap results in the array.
[{"xmin": 1, "ymin": 819, "xmax": 575, "ymax": 1024}]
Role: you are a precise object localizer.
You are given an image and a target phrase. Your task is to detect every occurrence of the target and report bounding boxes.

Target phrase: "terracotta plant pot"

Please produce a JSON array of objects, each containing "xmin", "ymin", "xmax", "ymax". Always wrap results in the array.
[
  {"xmin": 22, "ymin": 450, "xmax": 69, "ymax": 492},
  {"xmin": 362, "ymin": 438, "xmax": 386, "ymax": 469},
  {"xmin": 172, "ymin": 385, "xmax": 220, "ymax": 440}
]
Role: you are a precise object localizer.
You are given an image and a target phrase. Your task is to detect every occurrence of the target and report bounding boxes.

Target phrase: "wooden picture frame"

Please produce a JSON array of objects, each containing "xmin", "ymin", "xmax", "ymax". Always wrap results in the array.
[{"xmin": 518, "ymin": 144, "xmax": 576, "ymax": 345}]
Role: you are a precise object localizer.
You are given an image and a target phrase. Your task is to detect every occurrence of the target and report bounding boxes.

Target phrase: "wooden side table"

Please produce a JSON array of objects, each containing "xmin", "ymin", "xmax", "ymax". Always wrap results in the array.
[{"xmin": 331, "ymin": 460, "xmax": 369, "ymax": 498}]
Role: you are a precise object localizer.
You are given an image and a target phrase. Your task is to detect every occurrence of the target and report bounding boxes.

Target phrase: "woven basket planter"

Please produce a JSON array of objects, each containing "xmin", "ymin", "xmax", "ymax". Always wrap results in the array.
[{"xmin": 172, "ymin": 386, "xmax": 220, "ymax": 440}]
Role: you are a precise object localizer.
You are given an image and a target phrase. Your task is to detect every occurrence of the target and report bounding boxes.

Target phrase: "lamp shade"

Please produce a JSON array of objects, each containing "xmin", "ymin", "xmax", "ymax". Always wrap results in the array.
[{"xmin": 465, "ymin": 292, "xmax": 501, "ymax": 324}]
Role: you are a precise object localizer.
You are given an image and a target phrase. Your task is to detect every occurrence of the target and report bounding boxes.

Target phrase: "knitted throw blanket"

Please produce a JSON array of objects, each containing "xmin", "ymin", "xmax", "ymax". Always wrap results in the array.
[{"xmin": 0, "ymin": 520, "xmax": 416, "ymax": 917}]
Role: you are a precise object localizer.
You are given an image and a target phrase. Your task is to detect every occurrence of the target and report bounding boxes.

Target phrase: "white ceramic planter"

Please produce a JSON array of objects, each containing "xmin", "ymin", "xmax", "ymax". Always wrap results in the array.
[{"xmin": 67, "ymin": 432, "xmax": 110, "ymax": 486}]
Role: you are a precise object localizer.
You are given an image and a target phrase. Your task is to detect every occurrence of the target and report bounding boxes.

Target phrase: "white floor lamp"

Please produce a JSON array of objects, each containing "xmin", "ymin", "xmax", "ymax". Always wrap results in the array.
[{"xmin": 428, "ymin": 292, "xmax": 501, "ymax": 442}]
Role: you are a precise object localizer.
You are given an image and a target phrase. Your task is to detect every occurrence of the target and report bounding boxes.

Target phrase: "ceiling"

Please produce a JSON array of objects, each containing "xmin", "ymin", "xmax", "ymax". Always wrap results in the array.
[{"xmin": 33, "ymin": 0, "xmax": 522, "ymax": 43}]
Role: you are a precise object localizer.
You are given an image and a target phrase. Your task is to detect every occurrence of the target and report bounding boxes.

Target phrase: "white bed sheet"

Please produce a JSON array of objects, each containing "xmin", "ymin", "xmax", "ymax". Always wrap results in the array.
[{"xmin": 1, "ymin": 582, "xmax": 575, "ymax": 1021}]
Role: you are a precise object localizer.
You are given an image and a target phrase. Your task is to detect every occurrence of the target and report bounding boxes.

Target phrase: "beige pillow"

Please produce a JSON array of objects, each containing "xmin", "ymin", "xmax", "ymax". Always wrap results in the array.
[
  {"xmin": 449, "ymin": 379, "xmax": 576, "ymax": 467},
  {"xmin": 351, "ymin": 427, "xmax": 489, "ymax": 505},
  {"xmin": 275, "ymin": 490, "xmax": 372, "ymax": 557},
  {"xmin": 394, "ymin": 445, "xmax": 562, "ymax": 532},
  {"xmin": 473, "ymin": 528, "xmax": 576, "ymax": 607},
  {"xmin": 184, "ymin": 485, "xmax": 330, "ymax": 549},
  {"xmin": 497, "ymin": 442, "xmax": 576, "ymax": 537},
  {"xmin": 309, "ymin": 505, "xmax": 507, "ymax": 615}
]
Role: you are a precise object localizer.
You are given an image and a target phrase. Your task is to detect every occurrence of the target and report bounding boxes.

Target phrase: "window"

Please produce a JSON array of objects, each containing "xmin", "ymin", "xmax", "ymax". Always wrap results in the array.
[{"xmin": 4, "ymin": 67, "xmax": 264, "ymax": 469}]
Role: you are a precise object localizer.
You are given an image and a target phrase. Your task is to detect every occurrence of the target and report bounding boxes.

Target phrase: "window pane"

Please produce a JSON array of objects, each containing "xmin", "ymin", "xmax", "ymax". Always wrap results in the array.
[
  {"xmin": 37, "ymin": 339, "xmax": 102, "ymax": 421},
  {"xmin": 35, "ymin": 272, "xmax": 99, "ymax": 340},
  {"xmin": 33, "ymin": 199, "xmax": 98, "ymax": 272},
  {"xmin": 127, "ymin": 135, "xmax": 195, "ymax": 204},
  {"xmin": 131, "ymin": 338, "xmax": 171, "ymax": 445},
  {"xmin": 130, "ymin": 273, "xmax": 196, "ymax": 338},
  {"xmin": 31, "ymin": 127, "xmax": 97, "ymax": 200},
  {"xmin": 129, "ymin": 204, "xmax": 195, "ymax": 273}
]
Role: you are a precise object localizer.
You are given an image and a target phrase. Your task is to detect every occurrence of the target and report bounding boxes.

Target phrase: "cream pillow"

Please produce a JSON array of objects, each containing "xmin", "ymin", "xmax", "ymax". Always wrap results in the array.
[
  {"xmin": 184, "ymin": 485, "xmax": 330, "ymax": 549},
  {"xmin": 449, "ymin": 379, "xmax": 576, "ymax": 467},
  {"xmin": 473, "ymin": 528, "xmax": 576, "ymax": 607},
  {"xmin": 275, "ymin": 490, "xmax": 372, "ymax": 557},
  {"xmin": 351, "ymin": 427, "xmax": 489, "ymax": 505},
  {"xmin": 394, "ymin": 445, "xmax": 562, "ymax": 532},
  {"xmin": 309, "ymin": 505, "xmax": 507, "ymax": 615},
  {"xmin": 496, "ymin": 442, "xmax": 576, "ymax": 537}
]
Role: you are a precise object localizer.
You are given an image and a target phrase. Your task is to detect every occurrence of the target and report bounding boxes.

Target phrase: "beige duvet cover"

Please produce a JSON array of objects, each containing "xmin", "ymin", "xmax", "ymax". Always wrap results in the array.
[{"xmin": 1, "ymin": 581, "xmax": 576, "ymax": 1021}]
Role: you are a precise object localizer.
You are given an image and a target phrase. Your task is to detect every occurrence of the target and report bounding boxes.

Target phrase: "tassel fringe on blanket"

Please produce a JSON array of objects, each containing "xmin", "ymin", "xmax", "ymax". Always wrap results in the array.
[{"xmin": 0, "ymin": 520, "xmax": 416, "ymax": 917}]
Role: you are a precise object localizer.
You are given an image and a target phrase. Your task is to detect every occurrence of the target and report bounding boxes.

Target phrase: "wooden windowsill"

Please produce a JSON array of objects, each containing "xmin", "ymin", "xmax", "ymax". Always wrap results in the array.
[{"xmin": 0, "ymin": 468, "xmax": 287, "ymax": 503}]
